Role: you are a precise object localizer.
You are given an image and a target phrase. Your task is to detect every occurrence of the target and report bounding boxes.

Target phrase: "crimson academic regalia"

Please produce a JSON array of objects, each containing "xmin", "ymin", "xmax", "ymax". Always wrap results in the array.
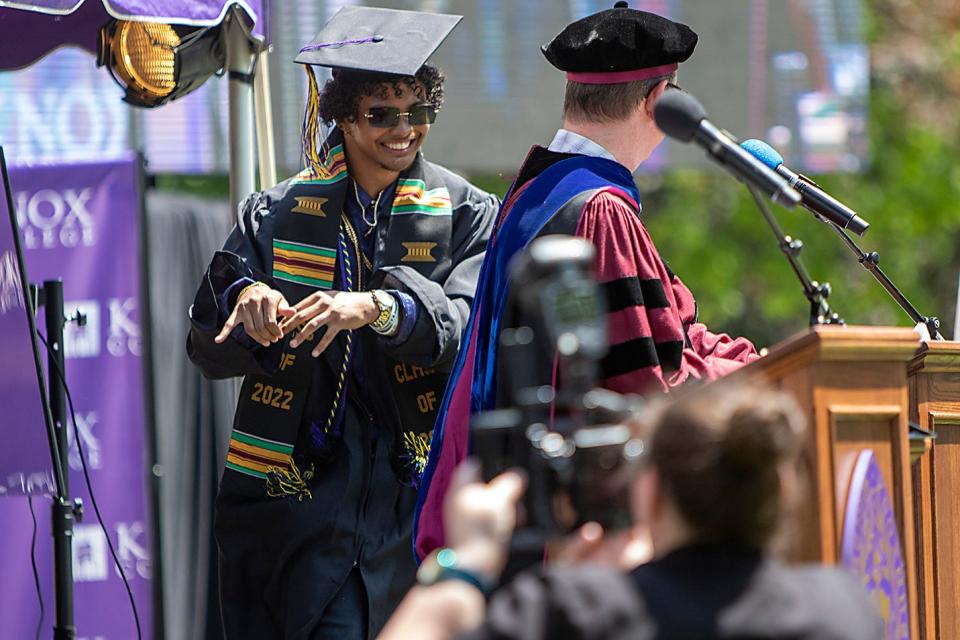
[{"xmin": 414, "ymin": 146, "xmax": 758, "ymax": 560}]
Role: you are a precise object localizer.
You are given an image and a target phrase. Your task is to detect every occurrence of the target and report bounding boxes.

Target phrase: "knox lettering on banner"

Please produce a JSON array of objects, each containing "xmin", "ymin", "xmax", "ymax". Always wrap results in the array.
[
  {"xmin": 67, "ymin": 410, "xmax": 102, "ymax": 471},
  {"xmin": 107, "ymin": 296, "xmax": 141, "ymax": 357},
  {"xmin": 15, "ymin": 187, "xmax": 96, "ymax": 249},
  {"xmin": 116, "ymin": 520, "xmax": 151, "ymax": 580}
]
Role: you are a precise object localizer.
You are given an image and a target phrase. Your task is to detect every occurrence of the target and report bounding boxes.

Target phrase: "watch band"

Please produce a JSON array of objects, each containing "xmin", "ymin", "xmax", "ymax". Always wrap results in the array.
[
  {"xmin": 416, "ymin": 548, "xmax": 494, "ymax": 598},
  {"xmin": 370, "ymin": 290, "xmax": 400, "ymax": 336},
  {"xmin": 435, "ymin": 566, "xmax": 493, "ymax": 597},
  {"xmin": 369, "ymin": 289, "xmax": 393, "ymax": 330}
]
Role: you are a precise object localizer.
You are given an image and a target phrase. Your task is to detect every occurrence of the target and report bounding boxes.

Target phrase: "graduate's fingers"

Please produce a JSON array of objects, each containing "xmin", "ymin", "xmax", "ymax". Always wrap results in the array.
[
  {"xmin": 284, "ymin": 302, "xmax": 328, "ymax": 344},
  {"xmin": 280, "ymin": 307, "xmax": 312, "ymax": 336},
  {"xmin": 239, "ymin": 305, "xmax": 271, "ymax": 347},
  {"xmin": 280, "ymin": 298, "xmax": 318, "ymax": 330},
  {"xmin": 291, "ymin": 290, "xmax": 330, "ymax": 312},
  {"xmin": 215, "ymin": 307, "xmax": 240, "ymax": 343},
  {"xmin": 246, "ymin": 300, "xmax": 268, "ymax": 341},
  {"xmin": 295, "ymin": 310, "xmax": 333, "ymax": 350},
  {"xmin": 298, "ymin": 309, "xmax": 339, "ymax": 348},
  {"xmin": 263, "ymin": 299, "xmax": 283, "ymax": 342},
  {"xmin": 312, "ymin": 323, "xmax": 340, "ymax": 357},
  {"xmin": 277, "ymin": 299, "xmax": 296, "ymax": 318}
]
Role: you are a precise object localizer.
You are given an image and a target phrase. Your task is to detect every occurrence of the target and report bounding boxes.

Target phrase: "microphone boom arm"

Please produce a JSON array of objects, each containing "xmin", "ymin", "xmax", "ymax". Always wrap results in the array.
[
  {"xmin": 745, "ymin": 185, "xmax": 844, "ymax": 327},
  {"xmin": 826, "ymin": 221, "xmax": 943, "ymax": 340}
]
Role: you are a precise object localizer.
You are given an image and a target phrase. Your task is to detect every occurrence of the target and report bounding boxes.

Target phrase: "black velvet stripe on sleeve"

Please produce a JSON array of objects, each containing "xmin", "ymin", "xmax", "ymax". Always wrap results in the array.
[
  {"xmin": 655, "ymin": 340, "xmax": 684, "ymax": 373},
  {"xmin": 601, "ymin": 337, "xmax": 658, "ymax": 378},
  {"xmin": 601, "ymin": 337, "xmax": 685, "ymax": 378},
  {"xmin": 602, "ymin": 277, "xmax": 670, "ymax": 313}
]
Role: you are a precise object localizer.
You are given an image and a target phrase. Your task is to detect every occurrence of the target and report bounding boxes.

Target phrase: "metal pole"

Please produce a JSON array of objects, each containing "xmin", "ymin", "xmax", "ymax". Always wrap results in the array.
[
  {"xmin": 225, "ymin": 7, "xmax": 258, "ymax": 214},
  {"xmin": 254, "ymin": 47, "xmax": 277, "ymax": 190},
  {"xmin": 44, "ymin": 279, "xmax": 77, "ymax": 640}
]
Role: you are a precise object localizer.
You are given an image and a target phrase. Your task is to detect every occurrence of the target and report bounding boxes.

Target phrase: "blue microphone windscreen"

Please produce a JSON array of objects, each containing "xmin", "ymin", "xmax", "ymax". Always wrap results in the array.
[{"xmin": 740, "ymin": 139, "xmax": 783, "ymax": 170}]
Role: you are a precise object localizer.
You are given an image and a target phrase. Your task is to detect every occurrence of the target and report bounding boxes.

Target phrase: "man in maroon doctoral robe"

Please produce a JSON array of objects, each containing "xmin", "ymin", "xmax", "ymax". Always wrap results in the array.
[{"xmin": 414, "ymin": 3, "xmax": 759, "ymax": 560}]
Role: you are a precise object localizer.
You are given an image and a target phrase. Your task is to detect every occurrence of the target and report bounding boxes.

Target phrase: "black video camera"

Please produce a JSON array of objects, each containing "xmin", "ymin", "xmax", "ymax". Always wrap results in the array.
[{"xmin": 472, "ymin": 236, "xmax": 645, "ymax": 536}]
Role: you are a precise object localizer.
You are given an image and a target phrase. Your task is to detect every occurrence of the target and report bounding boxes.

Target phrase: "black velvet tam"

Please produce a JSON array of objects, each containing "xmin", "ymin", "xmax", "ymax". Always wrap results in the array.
[
  {"xmin": 542, "ymin": 1, "xmax": 697, "ymax": 73},
  {"xmin": 295, "ymin": 5, "xmax": 461, "ymax": 76}
]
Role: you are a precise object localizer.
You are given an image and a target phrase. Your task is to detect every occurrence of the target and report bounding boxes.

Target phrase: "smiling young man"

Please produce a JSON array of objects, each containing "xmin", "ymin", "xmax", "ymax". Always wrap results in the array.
[{"xmin": 186, "ymin": 7, "xmax": 499, "ymax": 639}]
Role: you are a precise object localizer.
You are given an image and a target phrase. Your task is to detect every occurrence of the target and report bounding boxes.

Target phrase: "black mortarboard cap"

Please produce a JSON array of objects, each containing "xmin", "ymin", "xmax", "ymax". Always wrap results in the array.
[
  {"xmin": 542, "ymin": 1, "xmax": 697, "ymax": 83},
  {"xmin": 295, "ymin": 6, "xmax": 462, "ymax": 77}
]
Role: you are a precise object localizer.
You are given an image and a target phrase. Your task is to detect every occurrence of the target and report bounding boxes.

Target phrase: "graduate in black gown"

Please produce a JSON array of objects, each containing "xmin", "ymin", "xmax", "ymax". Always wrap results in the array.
[{"xmin": 186, "ymin": 7, "xmax": 499, "ymax": 639}]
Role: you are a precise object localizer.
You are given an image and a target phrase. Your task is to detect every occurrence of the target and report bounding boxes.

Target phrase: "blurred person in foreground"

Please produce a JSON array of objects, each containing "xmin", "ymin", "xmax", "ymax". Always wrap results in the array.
[
  {"xmin": 382, "ymin": 383, "xmax": 883, "ymax": 640},
  {"xmin": 186, "ymin": 7, "xmax": 499, "ymax": 638},
  {"xmin": 415, "ymin": 1, "xmax": 758, "ymax": 561}
]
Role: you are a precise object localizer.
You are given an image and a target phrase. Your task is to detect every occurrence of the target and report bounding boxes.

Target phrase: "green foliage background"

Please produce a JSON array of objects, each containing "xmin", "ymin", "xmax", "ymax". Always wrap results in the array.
[
  {"xmin": 639, "ymin": 86, "xmax": 960, "ymax": 348},
  {"xmin": 470, "ymin": 0, "xmax": 960, "ymax": 348},
  {"xmin": 160, "ymin": 1, "xmax": 960, "ymax": 348}
]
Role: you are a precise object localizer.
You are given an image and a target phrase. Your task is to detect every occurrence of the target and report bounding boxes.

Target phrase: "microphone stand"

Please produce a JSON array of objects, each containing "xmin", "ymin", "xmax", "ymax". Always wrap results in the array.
[
  {"xmin": 30, "ymin": 280, "xmax": 85, "ymax": 640},
  {"xmin": 746, "ymin": 185, "xmax": 844, "ymax": 327},
  {"xmin": 823, "ymin": 218, "xmax": 944, "ymax": 340}
]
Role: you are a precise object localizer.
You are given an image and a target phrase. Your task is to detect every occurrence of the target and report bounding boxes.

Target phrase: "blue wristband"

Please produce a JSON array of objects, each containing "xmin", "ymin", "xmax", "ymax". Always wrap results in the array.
[
  {"xmin": 436, "ymin": 566, "xmax": 493, "ymax": 598},
  {"xmin": 417, "ymin": 547, "xmax": 495, "ymax": 598}
]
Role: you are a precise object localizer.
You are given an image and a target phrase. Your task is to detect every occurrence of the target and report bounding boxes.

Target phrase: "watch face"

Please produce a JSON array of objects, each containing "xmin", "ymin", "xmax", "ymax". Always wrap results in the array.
[{"xmin": 371, "ymin": 290, "xmax": 390, "ymax": 325}]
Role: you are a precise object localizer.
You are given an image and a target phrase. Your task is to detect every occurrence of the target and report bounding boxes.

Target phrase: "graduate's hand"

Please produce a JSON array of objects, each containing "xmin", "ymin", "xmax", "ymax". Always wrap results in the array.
[
  {"xmin": 281, "ymin": 290, "xmax": 378, "ymax": 357},
  {"xmin": 215, "ymin": 283, "xmax": 294, "ymax": 347}
]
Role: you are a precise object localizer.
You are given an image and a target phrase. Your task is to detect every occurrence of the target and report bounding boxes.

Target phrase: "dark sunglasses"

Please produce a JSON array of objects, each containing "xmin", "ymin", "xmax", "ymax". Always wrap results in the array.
[{"xmin": 362, "ymin": 105, "xmax": 437, "ymax": 128}]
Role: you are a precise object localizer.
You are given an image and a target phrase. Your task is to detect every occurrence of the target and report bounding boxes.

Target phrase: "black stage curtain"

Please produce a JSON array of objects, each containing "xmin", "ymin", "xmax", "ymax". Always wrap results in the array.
[{"xmin": 146, "ymin": 191, "xmax": 236, "ymax": 640}]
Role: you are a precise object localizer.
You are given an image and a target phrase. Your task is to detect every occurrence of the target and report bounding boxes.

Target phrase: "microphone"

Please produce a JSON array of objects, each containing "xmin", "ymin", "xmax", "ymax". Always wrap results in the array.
[
  {"xmin": 740, "ymin": 139, "xmax": 870, "ymax": 236},
  {"xmin": 653, "ymin": 90, "xmax": 801, "ymax": 209}
]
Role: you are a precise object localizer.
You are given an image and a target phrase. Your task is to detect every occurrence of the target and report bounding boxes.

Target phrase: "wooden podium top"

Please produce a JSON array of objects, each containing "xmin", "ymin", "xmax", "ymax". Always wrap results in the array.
[
  {"xmin": 742, "ymin": 325, "xmax": 921, "ymax": 381},
  {"xmin": 910, "ymin": 339, "xmax": 960, "ymax": 374}
]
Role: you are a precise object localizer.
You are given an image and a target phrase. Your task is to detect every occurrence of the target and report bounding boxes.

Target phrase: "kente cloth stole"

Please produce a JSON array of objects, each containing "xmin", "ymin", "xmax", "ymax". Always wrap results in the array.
[{"xmin": 224, "ymin": 138, "xmax": 455, "ymax": 499}]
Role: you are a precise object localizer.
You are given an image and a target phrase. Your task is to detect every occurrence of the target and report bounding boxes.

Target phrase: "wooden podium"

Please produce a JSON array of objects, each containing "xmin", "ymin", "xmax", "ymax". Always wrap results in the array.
[
  {"xmin": 909, "ymin": 341, "xmax": 960, "ymax": 640},
  {"xmin": 731, "ymin": 325, "xmax": 924, "ymax": 638}
]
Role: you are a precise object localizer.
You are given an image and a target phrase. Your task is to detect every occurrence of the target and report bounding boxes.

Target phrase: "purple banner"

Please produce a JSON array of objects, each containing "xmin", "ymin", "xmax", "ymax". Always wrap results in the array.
[
  {"xmin": 841, "ymin": 450, "xmax": 910, "ymax": 639},
  {"xmin": 0, "ymin": 151, "xmax": 56, "ymax": 497},
  {"xmin": 0, "ymin": 0, "xmax": 266, "ymax": 71},
  {"xmin": 0, "ymin": 156, "xmax": 152, "ymax": 640}
]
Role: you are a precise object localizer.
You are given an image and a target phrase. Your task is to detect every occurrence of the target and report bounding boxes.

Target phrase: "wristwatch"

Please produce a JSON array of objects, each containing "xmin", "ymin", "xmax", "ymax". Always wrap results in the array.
[
  {"xmin": 416, "ymin": 548, "xmax": 494, "ymax": 597},
  {"xmin": 369, "ymin": 289, "xmax": 395, "ymax": 331}
]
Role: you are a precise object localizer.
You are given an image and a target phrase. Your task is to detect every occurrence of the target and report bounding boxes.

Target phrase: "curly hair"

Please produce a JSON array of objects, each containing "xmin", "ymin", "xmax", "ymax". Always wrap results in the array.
[{"xmin": 317, "ymin": 64, "xmax": 445, "ymax": 125}]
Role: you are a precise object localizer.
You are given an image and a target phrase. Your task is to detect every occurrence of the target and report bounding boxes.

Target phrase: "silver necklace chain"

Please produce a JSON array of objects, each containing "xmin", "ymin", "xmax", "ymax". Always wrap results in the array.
[{"xmin": 353, "ymin": 180, "xmax": 383, "ymax": 233}]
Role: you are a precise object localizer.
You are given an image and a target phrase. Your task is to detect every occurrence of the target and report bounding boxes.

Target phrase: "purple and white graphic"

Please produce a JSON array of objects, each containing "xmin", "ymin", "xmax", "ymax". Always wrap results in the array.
[
  {"xmin": 841, "ymin": 449, "xmax": 910, "ymax": 640},
  {"xmin": 0, "ymin": 156, "xmax": 152, "ymax": 640},
  {"xmin": 0, "ymin": 151, "xmax": 55, "ymax": 498}
]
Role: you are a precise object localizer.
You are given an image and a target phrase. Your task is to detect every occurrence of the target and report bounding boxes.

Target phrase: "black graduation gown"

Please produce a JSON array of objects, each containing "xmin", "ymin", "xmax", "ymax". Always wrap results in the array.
[{"xmin": 187, "ymin": 162, "xmax": 498, "ymax": 639}]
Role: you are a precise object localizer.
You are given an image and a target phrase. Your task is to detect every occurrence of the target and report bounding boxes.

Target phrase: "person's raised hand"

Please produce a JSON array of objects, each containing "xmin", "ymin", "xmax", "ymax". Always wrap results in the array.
[
  {"xmin": 443, "ymin": 459, "xmax": 526, "ymax": 581},
  {"xmin": 281, "ymin": 290, "xmax": 379, "ymax": 357},
  {"xmin": 215, "ymin": 283, "xmax": 294, "ymax": 347}
]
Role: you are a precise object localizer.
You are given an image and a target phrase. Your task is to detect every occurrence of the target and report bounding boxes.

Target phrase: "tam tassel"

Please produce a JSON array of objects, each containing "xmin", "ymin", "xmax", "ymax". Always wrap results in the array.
[{"xmin": 301, "ymin": 65, "xmax": 324, "ymax": 175}]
